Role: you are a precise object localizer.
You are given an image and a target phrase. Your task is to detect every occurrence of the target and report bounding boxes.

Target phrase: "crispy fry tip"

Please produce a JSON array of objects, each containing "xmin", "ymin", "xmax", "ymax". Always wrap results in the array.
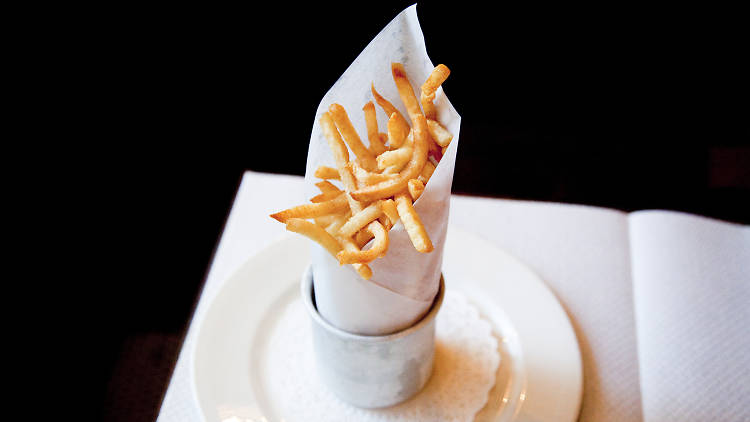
[
  {"xmin": 391, "ymin": 62, "xmax": 406, "ymax": 78},
  {"xmin": 270, "ymin": 213, "xmax": 284, "ymax": 223}
]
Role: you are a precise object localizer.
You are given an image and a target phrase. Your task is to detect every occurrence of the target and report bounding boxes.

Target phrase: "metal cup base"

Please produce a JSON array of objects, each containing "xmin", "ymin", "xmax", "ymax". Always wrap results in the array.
[{"xmin": 301, "ymin": 265, "xmax": 445, "ymax": 408}]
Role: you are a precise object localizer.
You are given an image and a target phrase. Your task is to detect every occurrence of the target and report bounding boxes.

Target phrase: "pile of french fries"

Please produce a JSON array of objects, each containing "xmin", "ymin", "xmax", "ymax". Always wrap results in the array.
[{"xmin": 270, "ymin": 63, "xmax": 453, "ymax": 280}]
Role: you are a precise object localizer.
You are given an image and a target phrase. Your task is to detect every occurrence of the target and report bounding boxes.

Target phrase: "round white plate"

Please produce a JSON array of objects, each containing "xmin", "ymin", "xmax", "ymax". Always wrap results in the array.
[{"xmin": 191, "ymin": 226, "xmax": 583, "ymax": 422}]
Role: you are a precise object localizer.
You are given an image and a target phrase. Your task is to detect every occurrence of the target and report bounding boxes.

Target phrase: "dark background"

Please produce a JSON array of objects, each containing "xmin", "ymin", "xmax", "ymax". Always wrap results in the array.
[{"xmin": 87, "ymin": 2, "xmax": 748, "ymax": 420}]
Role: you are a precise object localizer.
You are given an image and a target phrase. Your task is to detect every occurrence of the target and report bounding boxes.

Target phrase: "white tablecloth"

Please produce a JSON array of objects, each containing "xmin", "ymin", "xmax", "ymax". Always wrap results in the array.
[{"xmin": 157, "ymin": 170, "xmax": 645, "ymax": 422}]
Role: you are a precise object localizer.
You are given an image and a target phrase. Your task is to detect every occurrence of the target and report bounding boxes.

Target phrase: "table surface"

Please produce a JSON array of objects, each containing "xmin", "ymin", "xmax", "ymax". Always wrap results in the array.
[{"xmin": 158, "ymin": 171, "xmax": 650, "ymax": 422}]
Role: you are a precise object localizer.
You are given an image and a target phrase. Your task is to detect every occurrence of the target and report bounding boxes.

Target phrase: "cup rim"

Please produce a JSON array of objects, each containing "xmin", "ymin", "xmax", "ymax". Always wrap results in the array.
[{"xmin": 301, "ymin": 264, "xmax": 445, "ymax": 342}]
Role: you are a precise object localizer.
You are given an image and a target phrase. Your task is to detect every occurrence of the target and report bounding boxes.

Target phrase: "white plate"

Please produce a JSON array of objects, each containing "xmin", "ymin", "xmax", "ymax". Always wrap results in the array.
[{"xmin": 191, "ymin": 226, "xmax": 583, "ymax": 422}]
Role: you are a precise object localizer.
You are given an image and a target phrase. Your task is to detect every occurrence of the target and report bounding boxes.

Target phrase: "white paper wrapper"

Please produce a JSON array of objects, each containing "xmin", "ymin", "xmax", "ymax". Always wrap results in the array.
[{"xmin": 305, "ymin": 4, "xmax": 461, "ymax": 335}]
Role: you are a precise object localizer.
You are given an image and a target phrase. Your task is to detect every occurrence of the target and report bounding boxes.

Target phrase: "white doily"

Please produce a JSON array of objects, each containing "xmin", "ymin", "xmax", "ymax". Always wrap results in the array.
[{"xmin": 265, "ymin": 290, "xmax": 500, "ymax": 422}]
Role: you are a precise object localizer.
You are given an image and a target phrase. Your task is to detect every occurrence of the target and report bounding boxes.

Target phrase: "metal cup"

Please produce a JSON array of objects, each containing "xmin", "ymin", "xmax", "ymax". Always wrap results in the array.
[{"xmin": 301, "ymin": 265, "xmax": 445, "ymax": 408}]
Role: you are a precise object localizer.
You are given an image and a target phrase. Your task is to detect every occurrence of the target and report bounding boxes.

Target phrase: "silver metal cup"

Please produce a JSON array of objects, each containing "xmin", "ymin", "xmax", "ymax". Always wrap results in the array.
[{"xmin": 301, "ymin": 265, "xmax": 445, "ymax": 408}]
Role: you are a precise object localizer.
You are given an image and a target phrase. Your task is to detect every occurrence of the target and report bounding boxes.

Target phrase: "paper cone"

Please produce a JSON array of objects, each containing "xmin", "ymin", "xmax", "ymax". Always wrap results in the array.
[{"xmin": 305, "ymin": 4, "xmax": 460, "ymax": 335}]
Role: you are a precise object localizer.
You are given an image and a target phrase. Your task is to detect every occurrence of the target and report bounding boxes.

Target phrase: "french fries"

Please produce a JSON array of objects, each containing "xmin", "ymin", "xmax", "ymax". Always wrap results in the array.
[
  {"xmin": 379, "ymin": 133, "xmax": 389, "ymax": 148},
  {"xmin": 270, "ymin": 193, "xmax": 349, "ymax": 223},
  {"xmin": 426, "ymin": 119, "xmax": 453, "ymax": 148},
  {"xmin": 337, "ymin": 221, "xmax": 388, "ymax": 264},
  {"xmin": 270, "ymin": 63, "xmax": 452, "ymax": 278},
  {"xmin": 329, "ymin": 103, "xmax": 378, "ymax": 171},
  {"xmin": 387, "ymin": 112, "xmax": 410, "ymax": 148},
  {"xmin": 363, "ymin": 102, "xmax": 388, "ymax": 155},
  {"xmin": 355, "ymin": 228, "xmax": 375, "ymax": 248},
  {"xmin": 349, "ymin": 64, "xmax": 431, "ymax": 202},
  {"xmin": 395, "ymin": 192, "xmax": 433, "ymax": 253},
  {"xmin": 320, "ymin": 112, "xmax": 350, "ymax": 167},
  {"xmin": 420, "ymin": 64, "xmax": 450, "ymax": 120},
  {"xmin": 381, "ymin": 199, "xmax": 399, "ymax": 226},
  {"xmin": 315, "ymin": 180, "xmax": 341, "ymax": 194},
  {"xmin": 324, "ymin": 214, "xmax": 348, "ymax": 236},
  {"xmin": 311, "ymin": 179, "xmax": 343, "ymax": 203},
  {"xmin": 382, "ymin": 165, "xmax": 402, "ymax": 175},
  {"xmin": 338, "ymin": 201, "xmax": 383, "ymax": 238},
  {"xmin": 310, "ymin": 190, "xmax": 342, "ymax": 203},
  {"xmin": 285, "ymin": 218, "xmax": 342, "ymax": 258},
  {"xmin": 418, "ymin": 161, "xmax": 436, "ymax": 183},
  {"xmin": 339, "ymin": 237, "xmax": 373, "ymax": 279},
  {"xmin": 349, "ymin": 162, "xmax": 395, "ymax": 186},
  {"xmin": 315, "ymin": 166, "xmax": 340, "ymax": 180},
  {"xmin": 377, "ymin": 145, "xmax": 412, "ymax": 171},
  {"xmin": 317, "ymin": 212, "xmax": 348, "ymax": 231},
  {"xmin": 320, "ymin": 111, "xmax": 364, "ymax": 213},
  {"xmin": 371, "ymin": 83, "xmax": 405, "ymax": 122},
  {"xmin": 407, "ymin": 179, "xmax": 425, "ymax": 201}
]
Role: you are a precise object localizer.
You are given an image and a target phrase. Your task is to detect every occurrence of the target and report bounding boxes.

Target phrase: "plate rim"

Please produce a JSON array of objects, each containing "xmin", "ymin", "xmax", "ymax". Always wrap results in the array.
[
  {"xmin": 444, "ymin": 227, "xmax": 583, "ymax": 422},
  {"xmin": 190, "ymin": 226, "xmax": 583, "ymax": 422}
]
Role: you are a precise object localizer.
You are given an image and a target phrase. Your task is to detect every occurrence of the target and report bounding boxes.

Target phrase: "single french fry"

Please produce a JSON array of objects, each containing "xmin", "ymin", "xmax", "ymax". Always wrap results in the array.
[
  {"xmin": 420, "ymin": 64, "xmax": 450, "ymax": 120},
  {"xmin": 315, "ymin": 180, "xmax": 341, "ymax": 194},
  {"xmin": 310, "ymin": 190, "xmax": 343, "ymax": 203},
  {"xmin": 353, "ymin": 263, "xmax": 372, "ymax": 279},
  {"xmin": 329, "ymin": 103, "xmax": 378, "ymax": 171},
  {"xmin": 270, "ymin": 193, "xmax": 349, "ymax": 223},
  {"xmin": 285, "ymin": 218, "xmax": 343, "ymax": 258},
  {"xmin": 418, "ymin": 161, "xmax": 435, "ymax": 184},
  {"xmin": 363, "ymin": 102, "xmax": 387, "ymax": 155},
  {"xmin": 426, "ymin": 119, "xmax": 453, "ymax": 147},
  {"xmin": 395, "ymin": 192, "xmax": 433, "ymax": 253},
  {"xmin": 338, "ymin": 201, "xmax": 383, "ymax": 238},
  {"xmin": 350, "ymin": 63, "xmax": 429, "ymax": 202},
  {"xmin": 337, "ymin": 221, "xmax": 388, "ymax": 264},
  {"xmin": 381, "ymin": 198, "xmax": 399, "ymax": 227},
  {"xmin": 422, "ymin": 64, "xmax": 451, "ymax": 97},
  {"xmin": 392, "ymin": 63, "xmax": 425, "ymax": 120},
  {"xmin": 339, "ymin": 237, "xmax": 373, "ymax": 279},
  {"xmin": 320, "ymin": 111, "xmax": 363, "ymax": 212},
  {"xmin": 387, "ymin": 112, "xmax": 410, "ymax": 148},
  {"xmin": 371, "ymin": 83, "xmax": 405, "ymax": 121},
  {"xmin": 377, "ymin": 146, "xmax": 412, "ymax": 170},
  {"xmin": 408, "ymin": 179, "xmax": 425, "ymax": 201},
  {"xmin": 314, "ymin": 166, "xmax": 340, "ymax": 180},
  {"xmin": 427, "ymin": 131, "xmax": 442, "ymax": 157}
]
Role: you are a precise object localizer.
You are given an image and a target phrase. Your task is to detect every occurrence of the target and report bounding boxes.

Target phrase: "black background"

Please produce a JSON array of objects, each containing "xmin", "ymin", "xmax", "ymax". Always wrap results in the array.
[{"xmin": 84, "ymin": 2, "xmax": 748, "ymax": 420}]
